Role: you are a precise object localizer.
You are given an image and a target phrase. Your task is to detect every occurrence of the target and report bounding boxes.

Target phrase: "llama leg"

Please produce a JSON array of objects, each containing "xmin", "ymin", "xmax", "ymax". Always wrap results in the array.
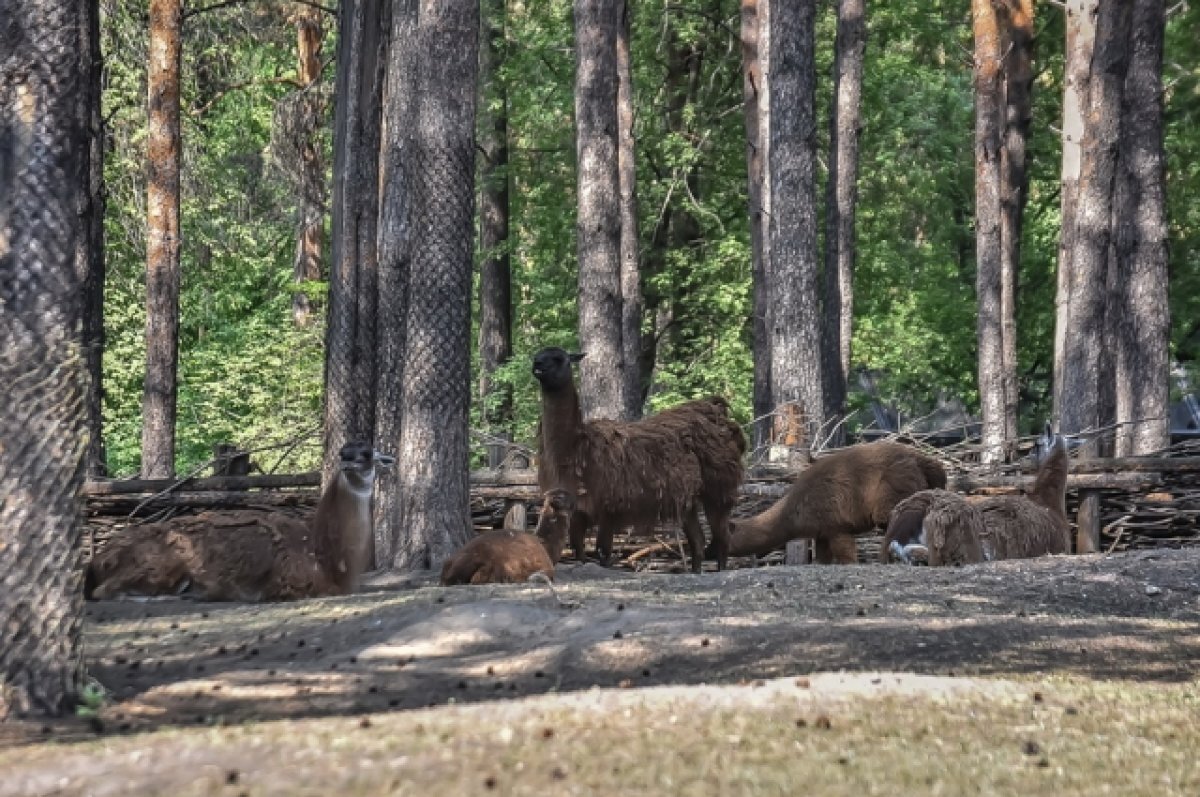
[
  {"xmin": 568, "ymin": 511, "xmax": 590, "ymax": 562},
  {"xmin": 682, "ymin": 508, "xmax": 706, "ymax": 574},
  {"xmin": 813, "ymin": 538, "xmax": 833, "ymax": 564},
  {"xmin": 595, "ymin": 524, "xmax": 615, "ymax": 566},
  {"xmin": 828, "ymin": 533, "xmax": 858, "ymax": 564},
  {"xmin": 703, "ymin": 503, "xmax": 732, "ymax": 571}
]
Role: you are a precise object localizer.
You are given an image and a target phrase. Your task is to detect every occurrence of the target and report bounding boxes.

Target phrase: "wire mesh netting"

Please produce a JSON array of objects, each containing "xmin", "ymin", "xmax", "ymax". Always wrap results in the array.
[{"xmin": 0, "ymin": 0, "xmax": 90, "ymax": 716}]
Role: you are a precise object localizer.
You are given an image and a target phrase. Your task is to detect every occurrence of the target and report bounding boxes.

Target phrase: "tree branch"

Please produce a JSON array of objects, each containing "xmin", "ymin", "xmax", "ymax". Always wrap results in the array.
[{"xmin": 184, "ymin": 0, "xmax": 335, "ymax": 21}]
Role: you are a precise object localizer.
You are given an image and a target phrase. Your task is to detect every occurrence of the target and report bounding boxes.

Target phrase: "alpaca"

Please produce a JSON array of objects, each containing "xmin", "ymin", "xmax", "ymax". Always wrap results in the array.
[
  {"xmin": 86, "ymin": 441, "xmax": 393, "ymax": 601},
  {"xmin": 532, "ymin": 347, "xmax": 745, "ymax": 572},
  {"xmin": 440, "ymin": 490, "xmax": 574, "ymax": 585},
  {"xmin": 724, "ymin": 441, "xmax": 947, "ymax": 564},
  {"xmin": 882, "ymin": 489, "xmax": 986, "ymax": 566}
]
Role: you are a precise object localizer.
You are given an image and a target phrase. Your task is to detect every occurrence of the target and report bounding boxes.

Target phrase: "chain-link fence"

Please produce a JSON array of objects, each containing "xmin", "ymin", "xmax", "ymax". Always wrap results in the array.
[{"xmin": 0, "ymin": 0, "xmax": 90, "ymax": 717}]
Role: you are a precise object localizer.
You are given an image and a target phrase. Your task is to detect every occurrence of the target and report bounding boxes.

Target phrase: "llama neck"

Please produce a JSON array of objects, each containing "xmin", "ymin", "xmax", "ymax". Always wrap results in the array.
[
  {"xmin": 727, "ymin": 497, "xmax": 794, "ymax": 556},
  {"xmin": 1028, "ymin": 444, "xmax": 1068, "ymax": 518},
  {"xmin": 540, "ymin": 526, "xmax": 567, "ymax": 564},
  {"xmin": 313, "ymin": 471, "xmax": 372, "ymax": 571},
  {"xmin": 538, "ymin": 384, "xmax": 584, "ymax": 484}
]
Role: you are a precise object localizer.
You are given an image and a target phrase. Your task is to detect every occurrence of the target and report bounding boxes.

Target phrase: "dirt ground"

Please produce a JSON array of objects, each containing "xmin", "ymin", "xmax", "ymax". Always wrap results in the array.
[{"xmin": 3, "ymin": 548, "xmax": 1200, "ymax": 795}]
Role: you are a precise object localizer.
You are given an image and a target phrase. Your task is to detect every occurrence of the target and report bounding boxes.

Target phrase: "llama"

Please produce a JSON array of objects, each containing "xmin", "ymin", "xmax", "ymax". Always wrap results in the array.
[
  {"xmin": 723, "ymin": 441, "xmax": 947, "ymax": 564},
  {"xmin": 86, "ymin": 441, "xmax": 393, "ymax": 601},
  {"xmin": 882, "ymin": 423, "xmax": 1071, "ymax": 565},
  {"xmin": 532, "ymin": 347, "xmax": 745, "ymax": 572},
  {"xmin": 439, "ymin": 489, "xmax": 574, "ymax": 585}
]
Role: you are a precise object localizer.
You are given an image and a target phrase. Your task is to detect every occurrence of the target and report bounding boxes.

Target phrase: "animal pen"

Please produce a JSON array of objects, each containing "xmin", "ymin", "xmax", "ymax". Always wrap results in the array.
[{"xmin": 84, "ymin": 439, "xmax": 1200, "ymax": 573}]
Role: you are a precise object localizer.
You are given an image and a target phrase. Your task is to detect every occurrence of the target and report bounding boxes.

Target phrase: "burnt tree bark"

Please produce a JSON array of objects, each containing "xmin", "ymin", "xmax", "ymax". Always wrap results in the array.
[
  {"xmin": 616, "ymin": 0, "xmax": 643, "ymax": 420},
  {"xmin": 291, "ymin": 5, "xmax": 326, "ymax": 328},
  {"xmin": 999, "ymin": 0, "xmax": 1033, "ymax": 453},
  {"xmin": 0, "ymin": 0, "xmax": 90, "ymax": 717},
  {"xmin": 821, "ymin": 0, "xmax": 865, "ymax": 438},
  {"xmin": 324, "ymin": 0, "xmax": 389, "ymax": 485},
  {"xmin": 79, "ymin": 0, "xmax": 106, "ymax": 477},
  {"xmin": 372, "ymin": 0, "xmax": 417, "ymax": 566},
  {"xmin": 141, "ymin": 0, "xmax": 183, "ymax": 479},
  {"xmin": 741, "ymin": 0, "xmax": 770, "ymax": 451},
  {"xmin": 477, "ymin": 0, "xmax": 514, "ymax": 465},
  {"xmin": 1059, "ymin": 0, "xmax": 1132, "ymax": 452},
  {"xmin": 574, "ymin": 0, "xmax": 633, "ymax": 420},
  {"xmin": 391, "ymin": 0, "xmax": 479, "ymax": 570},
  {"xmin": 1111, "ymin": 0, "xmax": 1169, "ymax": 456},
  {"xmin": 766, "ymin": 0, "xmax": 824, "ymax": 456},
  {"xmin": 973, "ymin": 0, "xmax": 1006, "ymax": 464},
  {"xmin": 1053, "ymin": 0, "xmax": 1098, "ymax": 421}
]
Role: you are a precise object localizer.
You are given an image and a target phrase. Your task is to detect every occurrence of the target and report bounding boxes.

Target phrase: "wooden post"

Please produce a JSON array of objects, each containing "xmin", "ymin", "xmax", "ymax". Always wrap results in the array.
[
  {"xmin": 503, "ymin": 500, "xmax": 528, "ymax": 531},
  {"xmin": 1076, "ymin": 490, "xmax": 1101, "ymax": 553},
  {"xmin": 785, "ymin": 539, "xmax": 812, "ymax": 565}
]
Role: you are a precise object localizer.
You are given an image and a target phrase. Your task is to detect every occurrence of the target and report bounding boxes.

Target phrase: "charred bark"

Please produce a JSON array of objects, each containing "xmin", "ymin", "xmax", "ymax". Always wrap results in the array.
[
  {"xmin": 749, "ymin": 0, "xmax": 772, "ymax": 453},
  {"xmin": 616, "ymin": 0, "xmax": 643, "ymax": 420},
  {"xmin": 821, "ymin": 0, "xmax": 866, "ymax": 440},
  {"xmin": 79, "ymin": 0, "xmax": 106, "ymax": 477},
  {"xmin": 291, "ymin": 5, "xmax": 326, "ymax": 328}
]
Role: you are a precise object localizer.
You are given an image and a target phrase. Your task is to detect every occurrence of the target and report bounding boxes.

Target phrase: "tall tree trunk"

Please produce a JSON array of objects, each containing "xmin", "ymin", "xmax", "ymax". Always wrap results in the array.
[
  {"xmin": 1053, "ymin": 0, "xmax": 1098, "ymax": 422},
  {"xmin": 574, "ymin": 0, "xmax": 630, "ymax": 421},
  {"xmin": 821, "ymin": 0, "xmax": 866, "ymax": 441},
  {"xmin": 1059, "ymin": 0, "xmax": 1132, "ymax": 452},
  {"xmin": 1000, "ymin": 0, "xmax": 1033, "ymax": 453},
  {"xmin": 748, "ymin": 0, "xmax": 772, "ymax": 453},
  {"xmin": 766, "ymin": 0, "xmax": 824, "ymax": 456},
  {"xmin": 391, "ymin": 0, "xmax": 479, "ymax": 571},
  {"xmin": 616, "ymin": 0, "xmax": 643, "ymax": 420},
  {"xmin": 477, "ymin": 0, "xmax": 514, "ymax": 465},
  {"xmin": 291, "ymin": 6, "xmax": 326, "ymax": 328},
  {"xmin": 973, "ymin": 0, "xmax": 1005, "ymax": 464},
  {"xmin": 141, "ymin": 0, "xmax": 183, "ymax": 479},
  {"xmin": 1111, "ymin": 0, "xmax": 1169, "ymax": 456},
  {"xmin": 80, "ymin": 0, "xmax": 107, "ymax": 477},
  {"xmin": 324, "ymin": 0, "xmax": 389, "ymax": 485},
  {"xmin": 0, "ymin": 0, "xmax": 90, "ymax": 717},
  {"xmin": 372, "ymin": 0, "xmax": 417, "ymax": 567}
]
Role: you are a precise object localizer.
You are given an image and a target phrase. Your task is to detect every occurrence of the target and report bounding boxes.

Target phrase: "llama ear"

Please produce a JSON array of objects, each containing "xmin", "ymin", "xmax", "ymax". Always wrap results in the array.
[
  {"xmin": 1043, "ymin": 420, "xmax": 1053, "ymax": 439},
  {"xmin": 569, "ymin": 352, "xmax": 585, "ymax": 364},
  {"xmin": 373, "ymin": 451, "xmax": 396, "ymax": 468}
]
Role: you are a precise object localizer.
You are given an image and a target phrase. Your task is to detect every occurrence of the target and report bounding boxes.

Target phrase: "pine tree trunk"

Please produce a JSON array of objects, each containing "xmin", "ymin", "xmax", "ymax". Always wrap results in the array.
[
  {"xmin": 821, "ymin": 0, "xmax": 865, "ymax": 440},
  {"xmin": 973, "ymin": 0, "xmax": 1005, "ymax": 464},
  {"xmin": 1053, "ymin": 0, "xmax": 1097, "ymax": 422},
  {"xmin": 1000, "ymin": 0, "xmax": 1033, "ymax": 454},
  {"xmin": 324, "ymin": 0, "xmax": 389, "ymax": 484},
  {"xmin": 574, "ymin": 0, "xmax": 629, "ymax": 421},
  {"xmin": 742, "ymin": 0, "xmax": 769, "ymax": 450},
  {"xmin": 291, "ymin": 6, "xmax": 326, "ymax": 328},
  {"xmin": 1060, "ymin": 0, "xmax": 1132, "ymax": 452},
  {"xmin": 1111, "ymin": 0, "xmax": 1169, "ymax": 456},
  {"xmin": 372, "ymin": 0, "xmax": 417, "ymax": 566},
  {"xmin": 142, "ymin": 0, "xmax": 183, "ymax": 479},
  {"xmin": 477, "ymin": 0, "xmax": 514, "ymax": 466},
  {"xmin": 767, "ymin": 0, "xmax": 824, "ymax": 455},
  {"xmin": 616, "ymin": 0, "xmax": 643, "ymax": 420},
  {"xmin": 391, "ymin": 0, "xmax": 479, "ymax": 571},
  {"xmin": 0, "ymin": 0, "xmax": 90, "ymax": 717},
  {"xmin": 80, "ymin": 0, "xmax": 107, "ymax": 477}
]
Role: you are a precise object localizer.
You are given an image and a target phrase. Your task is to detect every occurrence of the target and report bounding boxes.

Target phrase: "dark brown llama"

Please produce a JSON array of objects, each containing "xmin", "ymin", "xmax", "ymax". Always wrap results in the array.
[{"xmin": 532, "ymin": 347, "xmax": 746, "ymax": 572}]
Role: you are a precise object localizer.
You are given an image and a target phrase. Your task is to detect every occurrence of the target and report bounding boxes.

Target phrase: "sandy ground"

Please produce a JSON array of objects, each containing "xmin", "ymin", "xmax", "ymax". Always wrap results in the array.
[{"xmin": 3, "ymin": 548, "xmax": 1200, "ymax": 795}]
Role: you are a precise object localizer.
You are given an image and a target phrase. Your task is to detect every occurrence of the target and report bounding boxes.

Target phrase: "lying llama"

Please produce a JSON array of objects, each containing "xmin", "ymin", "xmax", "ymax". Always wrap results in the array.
[
  {"xmin": 440, "ymin": 489, "xmax": 574, "ymax": 585},
  {"xmin": 532, "ymin": 347, "xmax": 746, "ymax": 572},
  {"xmin": 86, "ymin": 441, "xmax": 393, "ymax": 601},
  {"xmin": 723, "ymin": 441, "xmax": 947, "ymax": 564},
  {"xmin": 883, "ymin": 423, "xmax": 1071, "ymax": 565}
]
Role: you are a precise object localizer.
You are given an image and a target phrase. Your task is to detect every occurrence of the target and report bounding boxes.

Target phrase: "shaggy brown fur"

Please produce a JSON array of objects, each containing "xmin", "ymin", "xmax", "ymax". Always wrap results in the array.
[
  {"xmin": 881, "ymin": 425, "xmax": 1072, "ymax": 566},
  {"xmin": 86, "ymin": 442, "xmax": 392, "ymax": 601},
  {"xmin": 881, "ymin": 489, "xmax": 986, "ymax": 567},
  {"xmin": 725, "ymin": 441, "xmax": 947, "ymax": 563},
  {"xmin": 439, "ymin": 490, "xmax": 574, "ymax": 585},
  {"xmin": 532, "ymin": 347, "xmax": 745, "ymax": 572}
]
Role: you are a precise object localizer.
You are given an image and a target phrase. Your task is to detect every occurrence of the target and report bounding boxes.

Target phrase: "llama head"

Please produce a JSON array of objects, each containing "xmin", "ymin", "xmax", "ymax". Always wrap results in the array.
[
  {"xmin": 532, "ymin": 347, "xmax": 584, "ymax": 392},
  {"xmin": 1030, "ymin": 421, "xmax": 1067, "ymax": 466},
  {"xmin": 337, "ymin": 441, "xmax": 395, "ymax": 490},
  {"xmin": 535, "ymin": 488, "xmax": 576, "ymax": 561}
]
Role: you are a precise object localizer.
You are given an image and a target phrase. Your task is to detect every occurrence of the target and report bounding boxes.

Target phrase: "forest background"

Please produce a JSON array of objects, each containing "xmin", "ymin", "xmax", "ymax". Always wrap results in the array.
[{"xmin": 96, "ymin": 0, "xmax": 1200, "ymax": 476}]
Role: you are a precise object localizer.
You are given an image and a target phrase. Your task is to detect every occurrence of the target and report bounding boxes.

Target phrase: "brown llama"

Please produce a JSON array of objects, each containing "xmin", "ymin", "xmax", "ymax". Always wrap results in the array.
[
  {"xmin": 86, "ymin": 441, "xmax": 393, "ymax": 601},
  {"xmin": 882, "ymin": 423, "xmax": 1071, "ymax": 566},
  {"xmin": 440, "ymin": 489, "xmax": 574, "ymax": 585},
  {"xmin": 724, "ymin": 441, "xmax": 947, "ymax": 564},
  {"xmin": 532, "ymin": 347, "xmax": 746, "ymax": 572}
]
